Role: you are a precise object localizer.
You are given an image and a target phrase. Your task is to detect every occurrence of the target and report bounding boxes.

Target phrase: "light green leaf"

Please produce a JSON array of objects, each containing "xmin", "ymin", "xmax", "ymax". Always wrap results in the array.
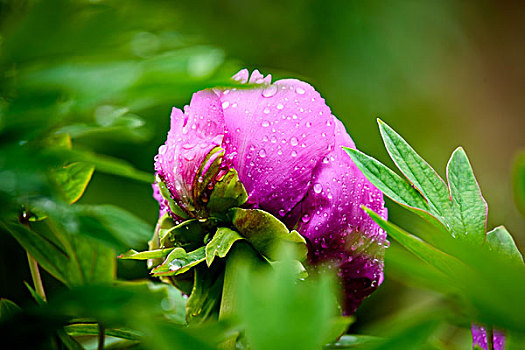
[
  {"xmin": 324, "ymin": 334, "xmax": 380, "ymax": 349},
  {"xmin": 229, "ymin": 208, "xmax": 307, "ymax": 261},
  {"xmin": 52, "ymin": 162, "xmax": 94, "ymax": 204},
  {"xmin": 485, "ymin": 226, "xmax": 524, "ymax": 265},
  {"xmin": 156, "ymin": 175, "xmax": 190, "ymax": 219},
  {"xmin": 205, "ymin": 227, "xmax": 243, "ymax": 266},
  {"xmin": 152, "ymin": 247, "xmax": 206, "ymax": 277},
  {"xmin": 362, "ymin": 206, "xmax": 460, "ymax": 275},
  {"xmin": 446, "ymin": 147, "xmax": 487, "ymax": 242},
  {"xmin": 64, "ymin": 323, "xmax": 142, "ymax": 340},
  {"xmin": 118, "ymin": 248, "xmax": 174, "ymax": 260},
  {"xmin": 378, "ymin": 119, "xmax": 452, "ymax": 223},
  {"xmin": 207, "ymin": 167, "xmax": 248, "ymax": 216}
]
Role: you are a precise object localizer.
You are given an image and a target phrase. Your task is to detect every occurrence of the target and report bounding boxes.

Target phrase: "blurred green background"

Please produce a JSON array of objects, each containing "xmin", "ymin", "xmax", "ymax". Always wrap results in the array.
[{"xmin": 1, "ymin": 0, "xmax": 524, "ymax": 347}]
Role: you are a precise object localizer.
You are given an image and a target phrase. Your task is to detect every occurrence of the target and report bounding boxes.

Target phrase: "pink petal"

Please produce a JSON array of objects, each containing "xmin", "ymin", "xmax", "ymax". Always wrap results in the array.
[
  {"xmin": 219, "ymin": 75, "xmax": 335, "ymax": 217},
  {"xmin": 292, "ymin": 118, "xmax": 387, "ymax": 314},
  {"xmin": 154, "ymin": 90, "xmax": 225, "ymax": 215}
]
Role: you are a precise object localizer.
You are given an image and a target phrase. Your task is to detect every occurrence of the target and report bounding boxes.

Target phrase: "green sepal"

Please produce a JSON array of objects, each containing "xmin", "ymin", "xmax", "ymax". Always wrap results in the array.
[
  {"xmin": 205, "ymin": 227, "xmax": 244, "ymax": 266},
  {"xmin": 185, "ymin": 263, "xmax": 224, "ymax": 324},
  {"xmin": 229, "ymin": 208, "xmax": 307, "ymax": 261},
  {"xmin": 485, "ymin": 226, "xmax": 524, "ymax": 265},
  {"xmin": 118, "ymin": 248, "xmax": 174, "ymax": 260},
  {"xmin": 193, "ymin": 146, "xmax": 225, "ymax": 203},
  {"xmin": 151, "ymin": 247, "xmax": 206, "ymax": 277},
  {"xmin": 207, "ymin": 167, "xmax": 248, "ymax": 217},
  {"xmin": 160, "ymin": 217, "xmax": 221, "ymax": 250},
  {"xmin": 155, "ymin": 174, "xmax": 190, "ymax": 219}
]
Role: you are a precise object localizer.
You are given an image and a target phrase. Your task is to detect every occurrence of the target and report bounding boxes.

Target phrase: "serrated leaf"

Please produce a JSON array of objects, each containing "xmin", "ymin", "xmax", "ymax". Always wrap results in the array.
[
  {"xmin": 485, "ymin": 226, "xmax": 523, "ymax": 265},
  {"xmin": 229, "ymin": 208, "xmax": 307, "ymax": 261},
  {"xmin": 52, "ymin": 162, "xmax": 94, "ymax": 204},
  {"xmin": 207, "ymin": 167, "xmax": 248, "ymax": 216},
  {"xmin": 64, "ymin": 323, "xmax": 142, "ymax": 340},
  {"xmin": 362, "ymin": 206, "xmax": 460, "ymax": 275},
  {"xmin": 344, "ymin": 147, "xmax": 430, "ymax": 211},
  {"xmin": 118, "ymin": 248, "xmax": 174, "ymax": 260},
  {"xmin": 152, "ymin": 247, "xmax": 206, "ymax": 276},
  {"xmin": 205, "ymin": 227, "xmax": 243, "ymax": 266},
  {"xmin": 446, "ymin": 147, "xmax": 487, "ymax": 242},
  {"xmin": 378, "ymin": 120, "xmax": 453, "ymax": 223}
]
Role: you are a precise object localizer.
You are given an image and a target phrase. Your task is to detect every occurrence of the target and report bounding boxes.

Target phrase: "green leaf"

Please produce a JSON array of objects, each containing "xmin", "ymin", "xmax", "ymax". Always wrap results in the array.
[
  {"xmin": 512, "ymin": 151, "xmax": 525, "ymax": 216},
  {"xmin": 118, "ymin": 248, "xmax": 174, "ymax": 260},
  {"xmin": 3, "ymin": 220, "xmax": 115, "ymax": 286},
  {"xmin": 324, "ymin": 334, "xmax": 381, "ymax": 349},
  {"xmin": 205, "ymin": 227, "xmax": 244, "ymax": 266},
  {"xmin": 207, "ymin": 167, "xmax": 248, "ymax": 216},
  {"xmin": 361, "ymin": 206, "xmax": 460, "ymax": 275},
  {"xmin": 52, "ymin": 162, "xmax": 95, "ymax": 204},
  {"xmin": 446, "ymin": 147, "xmax": 487, "ymax": 241},
  {"xmin": 0, "ymin": 299, "xmax": 21, "ymax": 322},
  {"xmin": 485, "ymin": 226, "xmax": 524, "ymax": 265},
  {"xmin": 185, "ymin": 264, "xmax": 224, "ymax": 324},
  {"xmin": 64, "ymin": 323, "xmax": 142, "ymax": 340},
  {"xmin": 378, "ymin": 120, "xmax": 452, "ymax": 223},
  {"xmin": 344, "ymin": 147, "xmax": 430, "ymax": 211},
  {"xmin": 229, "ymin": 208, "xmax": 307, "ymax": 261},
  {"xmin": 160, "ymin": 218, "xmax": 219, "ymax": 250},
  {"xmin": 156, "ymin": 175, "xmax": 190, "ymax": 219},
  {"xmin": 152, "ymin": 247, "xmax": 206, "ymax": 276}
]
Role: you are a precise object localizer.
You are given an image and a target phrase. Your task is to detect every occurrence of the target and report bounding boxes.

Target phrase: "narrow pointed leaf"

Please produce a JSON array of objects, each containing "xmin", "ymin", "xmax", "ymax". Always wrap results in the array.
[
  {"xmin": 118, "ymin": 248, "xmax": 174, "ymax": 260},
  {"xmin": 64, "ymin": 324, "xmax": 142, "ymax": 340},
  {"xmin": 485, "ymin": 226, "xmax": 524, "ymax": 265},
  {"xmin": 156, "ymin": 175, "xmax": 190, "ymax": 219},
  {"xmin": 362, "ymin": 206, "xmax": 460, "ymax": 275},
  {"xmin": 446, "ymin": 147, "xmax": 488, "ymax": 242},
  {"xmin": 205, "ymin": 227, "xmax": 243, "ymax": 266},
  {"xmin": 378, "ymin": 120, "xmax": 452, "ymax": 221}
]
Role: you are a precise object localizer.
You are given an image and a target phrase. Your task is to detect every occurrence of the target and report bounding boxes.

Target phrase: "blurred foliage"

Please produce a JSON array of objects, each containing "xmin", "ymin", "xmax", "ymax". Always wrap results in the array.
[{"xmin": 1, "ymin": 0, "xmax": 524, "ymax": 349}]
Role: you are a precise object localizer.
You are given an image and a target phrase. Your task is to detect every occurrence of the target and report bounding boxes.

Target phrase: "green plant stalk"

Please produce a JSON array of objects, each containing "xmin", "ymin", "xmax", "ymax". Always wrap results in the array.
[
  {"xmin": 98, "ymin": 324, "xmax": 105, "ymax": 350},
  {"xmin": 218, "ymin": 242, "xmax": 257, "ymax": 350},
  {"xmin": 26, "ymin": 251, "xmax": 47, "ymax": 302}
]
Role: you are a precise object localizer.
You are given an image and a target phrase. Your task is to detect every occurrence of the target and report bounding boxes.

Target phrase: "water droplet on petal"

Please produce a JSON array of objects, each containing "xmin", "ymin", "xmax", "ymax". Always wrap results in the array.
[
  {"xmin": 278, "ymin": 209, "xmax": 286, "ymax": 216},
  {"xmin": 290, "ymin": 137, "xmax": 298, "ymax": 146},
  {"xmin": 262, "ymin": 85, "xmax": 278, "ymax": 98},
  {"xmin": 277, "ymin": 103, "xmax": 284, "ymax": 110},
  {"xmin": 302, "ymin": 214, "xmax": 310, "ymax": 223},
  {"xmin": 296, "ymin": 87, "xmax": 305, "ymax": 94},
  {"xmin": 158, "ymin": 145, "xmax": 167, "ymax": 154},
  {"xmin": 270, "ymin": 136, "xmax": 277, "ymax": 143},
  {"xmin": 261, "ymin": 120, "xmax": 270, "ymax": 127},
  {"xmin": 291, "ymin": 150, "xmax": 297, "ymax": 157},
  {"xmin": 222, "ymin": 101, "xmax": 230, "ymax": 109},
  {"xmin": 259, "ymin": 149, "xmax": 266, "ymax": 158},
  {"xmin": 313, "ymin": 183, "xmax": 323, "ymax": 194},
  {"xmin": 306, "ymin": 122, "xmax": 312, "ymax": 128}
]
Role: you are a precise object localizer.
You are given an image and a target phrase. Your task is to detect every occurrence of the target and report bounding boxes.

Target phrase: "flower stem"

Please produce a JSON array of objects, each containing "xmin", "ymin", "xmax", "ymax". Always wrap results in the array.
[
  {"xmin": 26, "ymin": 251, "xmax": 47, "ymax": 302},
  {"xmin": 98, "ymin": 324, "xmax": 105, "ymax": 350}
]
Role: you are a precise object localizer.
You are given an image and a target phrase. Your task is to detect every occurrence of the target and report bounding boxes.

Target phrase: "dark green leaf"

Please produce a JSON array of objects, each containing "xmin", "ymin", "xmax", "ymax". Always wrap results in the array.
[
  {"xmin": 156, "ymin": 176, "xmax": 190, "ymax": 219},
  {"xmin": 64, "ymin": 323, "xmax": 142, "ymax": 340},
  {"xmin": 185, "ymin": 264, "xmax": 224, "ymax": 324},
  {"xmin": 205, "ymin": 227, "xmax": 243, "ymax": 266},
  {"xmin": 229, "ymin": 208, "xmax": 307, "ymax": 260},
  {"xmin": 485, "ymin": 226, "xmax": 523, "ymax": 265},
  {"xmin": 0, "ymin": 299, "xmax": 21, "ymax": 322},
  {"xmin": 446, "ymin": 147, "xmax": 487, "ymax": 242},
  {"xmin": 160, "ymin": 217, "xmax": 219, "ymax": 250}
]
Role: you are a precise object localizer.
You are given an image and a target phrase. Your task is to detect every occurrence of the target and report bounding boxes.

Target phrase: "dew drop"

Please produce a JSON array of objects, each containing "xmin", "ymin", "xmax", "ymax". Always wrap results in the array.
[
  {"xmin": 296, "ymin": 87, "xmax": 305, "ymax": 95},
  {"xmin": 313, "ymin": 183, "xmax": 323, "ymax": 194},
  {"xmin": 259, "ymin": 149, "xmax": 267, "ymax": 158},
  {"xmin": 222, "ymin": 101, "xmax": 230, "ymax": 109},
  {"xmin": 261, "ymin": 120, "xmax": 270, "ymax": 127},
  {"xmin": 302, "ymin": 214, "xmax": 311, "ymax": 223},
  {"xmin": 277, "ymin": 103, "xmax": 284, "ymax": 110},
  {"xmin": 270, "ymin": 135, "xmax": 277, "ymax": 143},
  {"xmin": 306, "ymin": 122, "xmax": 312, "ymax": 128},
  {"xmin": 278, "ymin": 209, "xmax": 286, "ymax": 217},
  {"xmin": 263, "ymin": 107, "xmax": 270, "ymax": 114},
  {"xmin": 158, "ymin": 145, "xmax": 167, "ymax": 154},
  {"xmin": 291, "ymin": 150, "xmax": 297, "ymax": 157},
  {"xmin": 290, "ymin": 137, "xmax": 298, "ymax": 146},
  {"xmin": 262, "ymin": 85, "xmax": 277, "ymax": 98}
]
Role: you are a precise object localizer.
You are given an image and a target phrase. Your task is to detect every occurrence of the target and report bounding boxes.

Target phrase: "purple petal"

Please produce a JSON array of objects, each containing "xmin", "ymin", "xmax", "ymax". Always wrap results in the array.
[
  {"xmin": 292, "ymin": 117, "xmax": 387, "ymax": 314},
  {"xmin": 219, "ymin": 73, "xmax": 335, "ymax": 217},
  {"xmin": 152, "ymin": 182, "xmax": 168, "ymax": 218},
  {"xmin": 472, "ymin": 325, "xmax": 506, "ymax": 350},
  {"xmin": 154, "ymin": 90, "xmax": 225, "ymax": 215}
]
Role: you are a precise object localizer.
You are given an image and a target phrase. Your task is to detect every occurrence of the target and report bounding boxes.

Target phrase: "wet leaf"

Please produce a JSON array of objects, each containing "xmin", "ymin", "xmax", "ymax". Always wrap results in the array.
[{"xmin": 205, "ymin": 227, "xmax": 243, "ymax": 266}]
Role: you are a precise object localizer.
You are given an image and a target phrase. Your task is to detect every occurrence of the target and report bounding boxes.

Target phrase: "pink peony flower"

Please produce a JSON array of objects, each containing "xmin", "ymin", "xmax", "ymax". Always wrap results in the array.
[
  {"xmin": 472, "ymin": 325, "xmax": 505, "ymax": 350},
  {"xmin": 154, "ymin": 69, "xmax": 387, "ymax": 314}
]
